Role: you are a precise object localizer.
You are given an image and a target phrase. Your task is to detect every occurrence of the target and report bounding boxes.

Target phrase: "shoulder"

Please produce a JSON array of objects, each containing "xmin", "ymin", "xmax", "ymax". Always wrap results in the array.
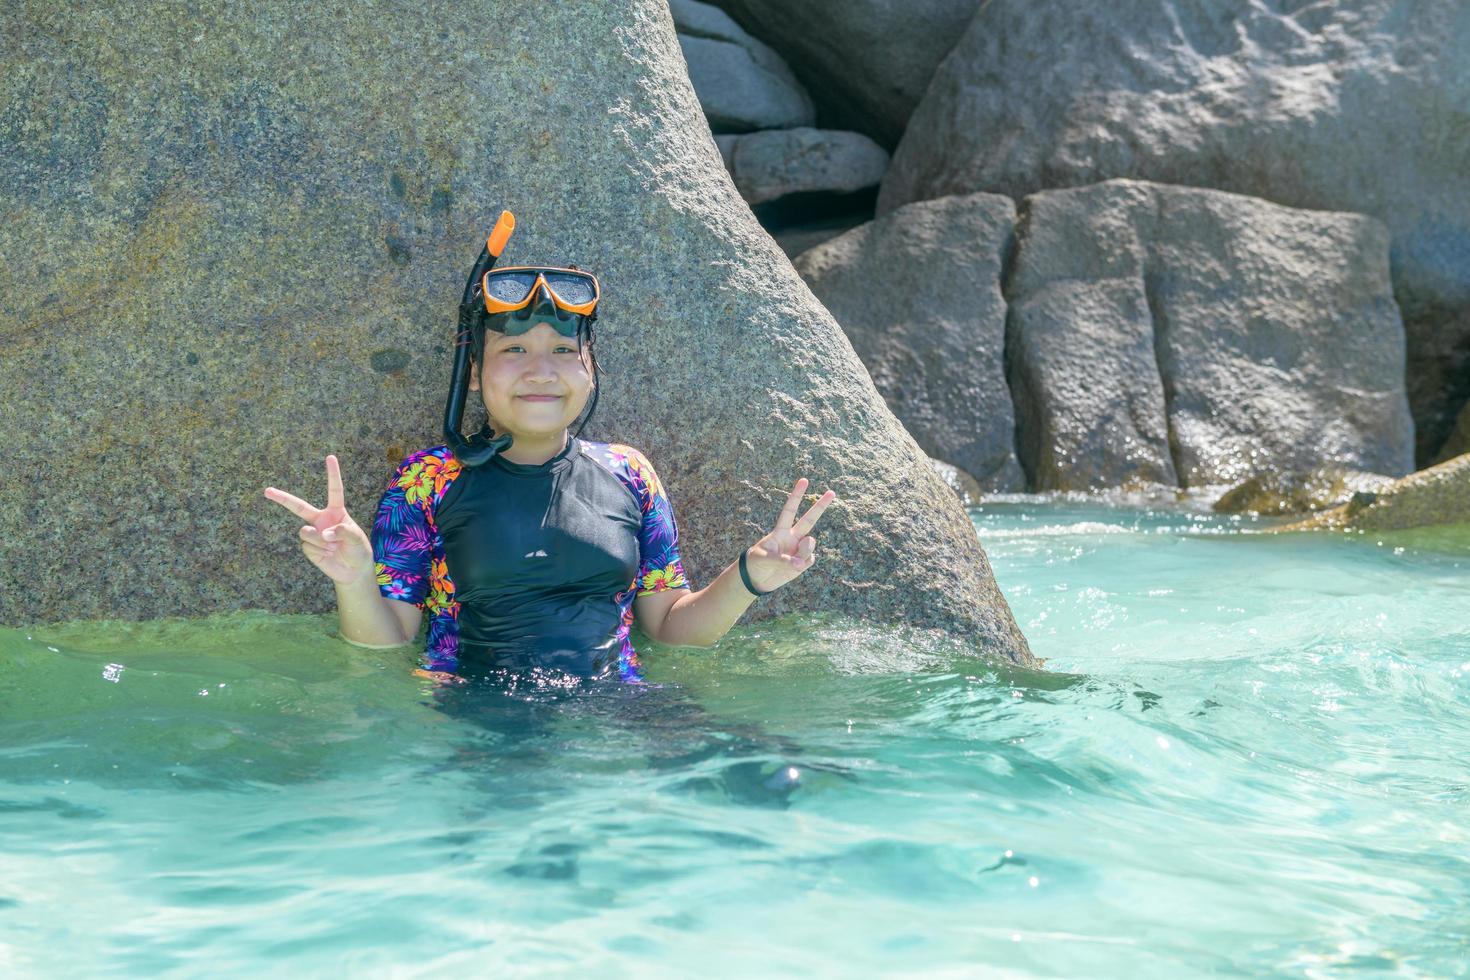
[
  {"xmin": 382, "ymin": 445, "xmax": 463, "ymax": 509},
  {"xmin": 578, "ymin": 440, "xmax": 665, "ymax": 496},
  {"xmin": 577, "ymin": 439, "xmax": 647, "ymax": 472}
]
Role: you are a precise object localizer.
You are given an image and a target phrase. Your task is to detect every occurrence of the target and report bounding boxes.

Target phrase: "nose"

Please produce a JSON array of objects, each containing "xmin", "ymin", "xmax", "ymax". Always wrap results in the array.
[{"xmin": 521, "ymin": 347, "xmax": 559, "ymax": 381}]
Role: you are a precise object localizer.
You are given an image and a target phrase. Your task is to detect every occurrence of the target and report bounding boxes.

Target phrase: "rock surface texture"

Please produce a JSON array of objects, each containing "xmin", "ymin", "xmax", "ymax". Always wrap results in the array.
[
  {"xmin": 1211, "ymin": 469, "xmax": 1396, "ymax": 517},
  {"xmin": 672, "ymin": 0, "xmax": 814, "ymax": 131},
  {"xmin": 714, "ymin": 128, "xmax": 889, "ymax": 206},
  {"xmin": 879, "ymin": 0, "xmax": 1470, "ymax": 463},
  {"xmin": 796, "ymin": 180, "xmax": 1412, "ymax": 493},
  {"xmin": 794, "ymin": 193, "xmax": 1025, "ymax": 492},
  {"xmin": 0, "ymin": 1, "xmax": 1033, "ymax": 666},
  {"xmin": 1007, "ymin": 181, "xmax": 1413, "ymax": 490},
  {"xmin": 1286, "ymin": 453, "xmax": 1470, "ymax": 534},
  {"xmin": 712, "ymin": 0, "xmax": 980, "ymax": 148}
]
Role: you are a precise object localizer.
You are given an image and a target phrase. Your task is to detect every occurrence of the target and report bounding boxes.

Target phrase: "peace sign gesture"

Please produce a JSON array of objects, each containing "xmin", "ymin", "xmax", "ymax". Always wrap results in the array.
[
  {"xmin": 262, "ymin": 455, "xmax": 375, "ymax": 585},
  {"xmin": 743, "ymin": 478, "xmax": 838, "ymax": 594}
]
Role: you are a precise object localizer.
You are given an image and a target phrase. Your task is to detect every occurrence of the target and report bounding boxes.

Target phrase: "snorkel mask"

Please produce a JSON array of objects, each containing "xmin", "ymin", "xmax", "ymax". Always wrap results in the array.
[{"xmin": 444, "ymin": 211, "xmax": 603, "ymax": 467}]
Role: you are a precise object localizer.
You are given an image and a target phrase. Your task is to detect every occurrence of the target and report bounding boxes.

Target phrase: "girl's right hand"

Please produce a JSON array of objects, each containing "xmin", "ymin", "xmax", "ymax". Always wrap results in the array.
[{"xmin": 263, "ymin": 455, "xmax": 375, "ymax": 585}]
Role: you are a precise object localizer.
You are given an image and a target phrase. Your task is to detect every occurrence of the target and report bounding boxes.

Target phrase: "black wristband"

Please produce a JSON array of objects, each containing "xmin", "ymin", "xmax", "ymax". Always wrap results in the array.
[{"xmin": 738, "ymin": 549, "xmax": 774, "ymax": 597}]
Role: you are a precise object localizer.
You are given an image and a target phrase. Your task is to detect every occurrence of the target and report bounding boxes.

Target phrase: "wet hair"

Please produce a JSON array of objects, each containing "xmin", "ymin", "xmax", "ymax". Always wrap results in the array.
[{"xmin": 468, "ymin": 315, "xmax": 604, "ymax": 439}]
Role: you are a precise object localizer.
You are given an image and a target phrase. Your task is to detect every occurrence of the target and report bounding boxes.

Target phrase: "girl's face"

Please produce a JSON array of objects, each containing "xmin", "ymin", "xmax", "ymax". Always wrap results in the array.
[{"xmin": 469, "ymin": 322, "xmax": 594, "ymax": 441}]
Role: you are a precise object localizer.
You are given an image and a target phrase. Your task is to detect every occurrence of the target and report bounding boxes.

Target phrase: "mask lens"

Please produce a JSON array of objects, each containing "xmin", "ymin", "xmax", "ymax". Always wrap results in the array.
[
  {"xmin": 542, "ymin": 272, "xmax": 597, "ymax": 306},
  {"xmin": 483, "ymin": 271, "xmax": 538, "ymax": 305}
]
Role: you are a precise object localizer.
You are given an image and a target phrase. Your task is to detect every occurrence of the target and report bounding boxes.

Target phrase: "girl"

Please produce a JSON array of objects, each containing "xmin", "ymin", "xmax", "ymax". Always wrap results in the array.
[{"xmin": 264, "ymin": 218, "xmax": 836, "ymax": 684}]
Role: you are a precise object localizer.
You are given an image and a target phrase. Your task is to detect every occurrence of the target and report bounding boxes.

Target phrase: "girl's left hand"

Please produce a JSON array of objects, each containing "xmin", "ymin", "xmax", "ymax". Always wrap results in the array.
[{"xmin": 745, "ymin": 478, "xmax": 838, "ymax": 593}]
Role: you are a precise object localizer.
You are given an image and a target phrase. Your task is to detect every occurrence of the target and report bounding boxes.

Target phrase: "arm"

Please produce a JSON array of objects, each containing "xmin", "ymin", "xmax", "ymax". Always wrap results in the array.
[
  {"xmin": 636, "ymin": 554, "xmax": 755, "ymax": 648},
  {"xmin": 336, "ymin": 571, "xmax": 420, "ymax": 648},
  {"xmin": 629, "ymin": 452, "xmax": 836, "ymax": 648}
]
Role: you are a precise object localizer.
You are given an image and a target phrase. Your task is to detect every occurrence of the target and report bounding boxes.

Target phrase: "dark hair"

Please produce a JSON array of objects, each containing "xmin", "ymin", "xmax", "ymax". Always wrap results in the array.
[{"xmin": 469, "ymin": 316, "xmax": 604, "ymax": 439}]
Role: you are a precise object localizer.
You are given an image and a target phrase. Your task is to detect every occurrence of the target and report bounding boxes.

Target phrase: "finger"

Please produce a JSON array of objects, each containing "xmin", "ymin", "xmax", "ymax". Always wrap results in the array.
[
  {"xmin": 326, "ymin": 454, "xmax": 345, "ymax": 511},
  {"xmin": 799, "ymin": 535, "xmax": 815, "ymax": 558},
  {"xmin": 792, "ymin": 489, "xmax": 837, "ymax": 538},
  {"xmin": 299, "ymin": 524, "xmax": 325, "ymax": 543},
  {"xmin": 264, "ymin": 487, "xmax": 321, "ymax": 522},
  {"xmin": 775, "ymin": 478, "xmax": 808, "ymax": 531}
]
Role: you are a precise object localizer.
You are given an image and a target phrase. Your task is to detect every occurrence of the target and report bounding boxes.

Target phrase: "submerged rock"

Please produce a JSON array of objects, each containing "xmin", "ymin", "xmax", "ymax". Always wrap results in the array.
[
  {"xmin": 714, "ymin": 128, "xmax": 888, "ymax": 206},
  {"xmin": 1285, "ymin": 453, "xmax": 1470, "ymax": 535},
  {"xmin": 0, "ymin": 1, "xmax": 1033, "ymax": 666},
  {"xmin": 879, "ymin": 0, "xmax": 1470, "ymax": 465},
  {"xmin": 672, "ymin": 0, "xmax": 814, "ymax": 131},
  {"xmin": 1007, "ymin": 180, "xmax": 1413, "ymax": 491},
  {"xmin": 794, "ymin": 192, "xmax": 1026, "ymax": 492},
  {"xmin": 1212, "ymin": 470, "xmax": 1396, "ymax": 517}
]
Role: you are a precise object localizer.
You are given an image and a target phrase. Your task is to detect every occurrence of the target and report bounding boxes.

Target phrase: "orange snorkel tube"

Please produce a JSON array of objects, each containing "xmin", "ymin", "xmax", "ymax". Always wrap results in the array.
[{"xmin": 444, "ymin": 211, "xmax": 517, "ymax": 467}]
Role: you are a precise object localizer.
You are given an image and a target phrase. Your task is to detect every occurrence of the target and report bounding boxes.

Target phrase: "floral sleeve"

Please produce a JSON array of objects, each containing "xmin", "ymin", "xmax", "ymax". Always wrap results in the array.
[
  {"xmin": 624, "ymin": 448, "xmax": 691, "ymax": 596},
  {"xmin": 371, "ymin": 454, "xmax": 434, "ymax": 608}
]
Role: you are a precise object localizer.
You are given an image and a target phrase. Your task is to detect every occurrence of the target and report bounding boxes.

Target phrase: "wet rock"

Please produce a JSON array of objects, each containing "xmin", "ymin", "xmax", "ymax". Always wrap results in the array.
[
  {"xmin": 879, "ymin": 0, "xmax": 1470, "ymax": 465},
  {"xmin": 794, "ymin": 192, "xmax": 1025, "ymax": 492},
  {"xmin": 0, "ymin": 0, "xmax": 1033, "ymax": 667},
  {"xmin": 1007, "ymin": 180, "xmax": 1413, "ymax": 491},
  {"xmin": 673, "ymin": 0, "xmax": 813, "ymax": 131},
  {"xmin": 1286, "ymin": 453, "xmax": 1470, "ymax": 534},
  {"xmin": 929, "ymin": 458, "xmax": 985, "ymax": 508},
  {"xmin": 1212, "ymin": 469, "xmax": 1396, "ymax": 517},
  {"xmin": 713, "ymin": 128, "xmax": 888, "ymax": 206},
  {"xmin": 711, "ymin": 0, "xmax": 978, "ymax": 147}
]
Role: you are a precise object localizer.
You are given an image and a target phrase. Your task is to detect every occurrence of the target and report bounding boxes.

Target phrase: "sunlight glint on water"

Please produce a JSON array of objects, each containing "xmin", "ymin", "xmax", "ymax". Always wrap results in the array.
[{"xmin": 1, "ymin": 500, "xmax": 1468, "ymax": 975}]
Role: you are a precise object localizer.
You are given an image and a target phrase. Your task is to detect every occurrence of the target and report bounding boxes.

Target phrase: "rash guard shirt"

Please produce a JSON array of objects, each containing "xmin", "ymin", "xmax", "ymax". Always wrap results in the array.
[{"xmin": 370, "ymin": 436, "xmax": 691, "ymax": 681}]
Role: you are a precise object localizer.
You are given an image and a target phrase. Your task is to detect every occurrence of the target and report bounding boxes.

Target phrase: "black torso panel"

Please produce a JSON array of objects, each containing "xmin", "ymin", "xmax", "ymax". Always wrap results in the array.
[{"xmin": 433, "ymin": 436, "xmax": 644, "ymax": 676}]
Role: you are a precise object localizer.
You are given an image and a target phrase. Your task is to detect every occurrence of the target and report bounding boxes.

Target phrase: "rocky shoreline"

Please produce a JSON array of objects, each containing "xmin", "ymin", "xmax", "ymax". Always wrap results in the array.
[{"xmin": 684, "ymin": 0, "xmax": 1468, "ymax": 531}]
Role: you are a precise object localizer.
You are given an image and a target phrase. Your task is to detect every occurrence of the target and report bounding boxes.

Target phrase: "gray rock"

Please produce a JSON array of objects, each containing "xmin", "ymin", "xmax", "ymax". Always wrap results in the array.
[
  {"xmin": 673, "ymin": 0, "xmax": 814, "ymax": 131},
  {"xmin": 712, "ymin": 0, "xmax": 980, "ymax": 147},
  {"xmin": 715, "ymin": 128, "xmax": 889, "ymax": 206},
  {"xmin": 773, "ymin": 215, "xmax": 869, "ymax": 260},
  {"xmin": 0, "ymin": 1, "xmax": 1032, "ymax": 667},
  {"xmin": 794, "ymin": 193, "xmax": 1025, "ymax": 492},
  {"xmin": 879, "ymin": 0, "xmax": 1470, "ymax": 463},
  {"xmin": 1007, "ymin": 182, "xmax": 1177, "ymax": 491},
  {"xmin": 1008, "ymin": 180, "xmax": 1413, "ymax": 490}
]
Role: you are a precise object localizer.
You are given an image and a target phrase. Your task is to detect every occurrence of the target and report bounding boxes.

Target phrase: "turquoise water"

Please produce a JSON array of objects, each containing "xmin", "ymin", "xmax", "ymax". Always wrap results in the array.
[{"xmin": 3, "ymin": 501, "xmax": 1469, "ymax": 976}]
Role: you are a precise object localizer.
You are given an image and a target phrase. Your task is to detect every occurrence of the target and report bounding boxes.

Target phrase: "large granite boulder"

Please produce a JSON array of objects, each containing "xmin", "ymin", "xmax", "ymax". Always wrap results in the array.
[
  {"xmin": 0, "ymin": 1, "xmax": 1033, "ymax": 666},
  {"xmin": 713, "ymin": 128, "xmax": 889, "ymax": 206},
  {"xmin": 1007, "ymin": 180, "xmax": 1414, "ymax": 490},
  {"xmin": 672, "ymin": 0, "xmax": 814, "ymax": 131},
  {"xmin": 793, "ymin": 193, "xmax": 1025, "ymax": 492},
  {"xmin": 712, "ymin": 0, "xmax": 980, "ymax": 148},
  {"xmin": 879, "ymin": 0, "xmax": 1470, "ymax": 463},
  {"xmin": 1286, "ymin": 453, "xmax": 1470, "ymax": 535}
]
